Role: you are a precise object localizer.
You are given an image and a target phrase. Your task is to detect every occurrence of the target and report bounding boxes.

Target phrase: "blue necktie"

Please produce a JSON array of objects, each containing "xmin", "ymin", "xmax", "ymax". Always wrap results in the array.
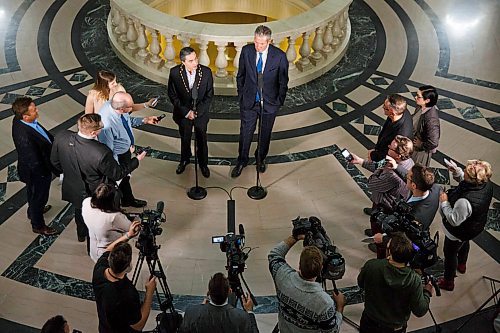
[
  {"xmin": 121, "ymin": 114, "xmax": 134, "ymax": 146},
  {"xmin": 33, "ymin": 121, "xmax": 51, "ymax": 143},
  {"xmin": 256, "ymin": 52, "xmax": 263, "ymax": 102}
]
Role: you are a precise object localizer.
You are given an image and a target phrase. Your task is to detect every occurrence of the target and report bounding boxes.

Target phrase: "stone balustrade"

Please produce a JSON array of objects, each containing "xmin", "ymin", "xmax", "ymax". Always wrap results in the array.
[{"xmin": 108, "ymin": 0, "xmax": 352, "ymax": 95}]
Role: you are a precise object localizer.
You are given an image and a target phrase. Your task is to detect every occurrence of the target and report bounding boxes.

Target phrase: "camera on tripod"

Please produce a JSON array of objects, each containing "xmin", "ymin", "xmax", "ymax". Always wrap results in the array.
[
  {"xmin": 372, "ymin": 199, "xmax": 438, "ymax": 270},
  {"xmin": 292, "ymin": 216, "xmax": 346, "ymax": 281},
  {"xmin": 135, "ymin": 201, "xmax": 166, "ymax": 257},
  {"xmin": 213, "ymin": 224, "xmax": 248, "ymax": 275}
]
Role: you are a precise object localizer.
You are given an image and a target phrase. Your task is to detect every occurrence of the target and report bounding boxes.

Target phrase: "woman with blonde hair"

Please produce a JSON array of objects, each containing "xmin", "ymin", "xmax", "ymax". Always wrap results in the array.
[
  {"xmin": 438, "ymin": 159, "xmax": 493, "ymax": 291},
  {"xmin": 85, "ymin": 70, "xmax": 157, "ymax": 114}
]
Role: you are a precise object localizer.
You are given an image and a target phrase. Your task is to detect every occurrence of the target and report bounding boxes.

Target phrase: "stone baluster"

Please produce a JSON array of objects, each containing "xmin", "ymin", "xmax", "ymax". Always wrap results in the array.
[
  {"xmin": 310, "ymin": 26, "xmax": 324, "ymax": 65},
  {"xmin": 126, "ymin": 18, "xmax": 138, "ymax": 54},
  {"xmin": 148, "ymin": 29, "xmax": 162, "ymax": 65},
  {"xmin": 321, "ymin": 21, "xmax": 334, "ymax": 55},
  {"xmin": 296, "ymin": 31, "xmax": 312, "ymax": 72},
  {"xmin": 214, "ymin": 42, "xmax": 228, "ymax": 78},
  {"xmin": 178, "ymin": 35, "xmax": 191, "ymax": 48},
  {"xmin": 111, "ymin": 8, "xmax": 119, "ymax": 29},
  {"xmin": 332, "ymin": 16, "xmax": 341, "ymax": 51},
  {"xmin": 233, "ymin": 42, "xmax": 246, "ymax": 73},
  {"xmin": 118, "ymin": 14, "xmax": 128, "ymax": 44},
  {"xmin": 286, "ymin": 35, "xmax": 298, "ymax": 71},
  {"xmin": 135, "ymin": 23, "xmax": 148, "ymax": 60},
  {"xmin": 197, "ymin": 39, "xmax": 210, "ymax": 66},
  {"xmin": 338, "ymin": 11, "xmax": 345, "ymax": 39},
  {"xmin": 163, "ymin": 34, "xmax": 176, "ymax": 69},
  {"xmin": 343, "ymin": 8, "xmax": 349, "ymax": 33}
]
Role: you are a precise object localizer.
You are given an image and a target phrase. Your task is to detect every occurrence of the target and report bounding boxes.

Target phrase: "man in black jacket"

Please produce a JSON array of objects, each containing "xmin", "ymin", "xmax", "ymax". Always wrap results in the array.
[
  {"xmin": 12, "ymin": 97, "xmax": 56, "ymax": 235},
  {"xmin": 51, "ymin": 114, "xmax": 146, "ymax": 242},
  {"xmin": 179, "ymin": 272, "xmax": 259, "ymax": 333},
  {"xmin": 369, "ymin": 94, "xmax": 413, "ymax": 162},
  {"xmin": 168, "ymin": 47, "xmax": 214, "ymax": 177}
]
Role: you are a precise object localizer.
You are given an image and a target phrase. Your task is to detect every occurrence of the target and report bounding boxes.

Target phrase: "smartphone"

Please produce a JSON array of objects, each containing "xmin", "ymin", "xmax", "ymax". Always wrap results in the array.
[
  {"xmin": 136, "ymin": 146, "xmax": 151, "ymax": 155},
  {"xmin": 340, "ymin": 148, "xmax": 353, "ymax": 162},
  {"xmin": 151, "ymin": 96, "xmax": 160, "ymax": 107},
  {"xmin": 212, "ymin": 236, "xmax": 225, "ymax": 244},
  {"xmin": 157, "ymin": 113, "xmax": 166, "ymax": 122}
]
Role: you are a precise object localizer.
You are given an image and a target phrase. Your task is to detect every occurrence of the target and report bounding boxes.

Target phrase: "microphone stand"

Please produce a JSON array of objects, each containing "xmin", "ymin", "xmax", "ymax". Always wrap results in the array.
[
  {"xmin": 247, "ymin": 72, "xmax": 267, "ymax": 200},
  {"xmin": 187, "ymin": 85, "xmax": 207, "ymax": 200}
]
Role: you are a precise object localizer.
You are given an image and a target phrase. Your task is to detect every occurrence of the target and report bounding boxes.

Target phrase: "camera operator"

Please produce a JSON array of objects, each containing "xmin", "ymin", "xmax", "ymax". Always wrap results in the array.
[
  {"xmin": 268, "ymin": 233, "xmax": 345, "ymax": 333},
  {"xmin": 92, "ymin": 221, "xmax": 157, "ymax": 333},
  {"xmin": 358, "ymin": 232, "xmax": 433, "ymax": 333},
  {"xmin": 371, "ymin": 164, "xmax": 440, "ymax": 249},
  {"xmin": 41, "ymin": 315, "xmax": 70, "ymax": 333},
  {"xmin": 178, "ymin": 272, "xmax": 259, "ymax": 333},
  {"xmin": 438, "ymin": 159, "xmax": 493, "ymax": 291},
  {"xmin": 83, "ymin": 183, "xmax": 133, "ymax": 262}
]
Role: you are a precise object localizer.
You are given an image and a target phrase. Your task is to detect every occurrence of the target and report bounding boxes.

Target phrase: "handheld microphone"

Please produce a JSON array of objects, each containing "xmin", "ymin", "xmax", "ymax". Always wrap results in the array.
[
  {"xmin": 191, "ymin": 86, "xmax": 199, "ymax": 112},
  {"xmin": 156, "ymin": 201, "xmax": 164, "ymax": 215},
  {"xmin": 239, "ymin": 223, "xmax": 245, "ymax": 236}
]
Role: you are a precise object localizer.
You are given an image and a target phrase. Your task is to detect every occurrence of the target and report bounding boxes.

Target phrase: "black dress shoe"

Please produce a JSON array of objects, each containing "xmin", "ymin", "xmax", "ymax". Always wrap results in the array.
[
  {"xmin": 364, "ymin": 228, "xmax": 374, "ymax": 237},
  {"xmin": 363, "ymin": 207, "xmax": 373, "ymax": 216},
  {"xmin": 78, "ymin": 235, "xmax": 87, "ymax": 242},
  {"xmin": 200, "ymin": 166, "xmax": 210, "ymax": 178},
  {"xmin": 368, "ymin": 243, "xmax": 377, "ymax": 253},
  {"xmin": 122, "ymin": 199, "xmax": 147, "ymax": 208},
  {"xmin": 257, "ymin": 160, "xmax": 267, "ymax": 173},
  {"xmin": 231, "ymin": 164, "xmax": 245, "ymax": 178},
  {"xmin": 32, "ymin": 225, "xmax": 58, "ymax": 236},
  {"xmin": 176, "ymin": 161, "xmax": 190, "ymax": 174},
  {"xmin": 43, "ymin": 205, "xmax": 52, "ymax": 214}
]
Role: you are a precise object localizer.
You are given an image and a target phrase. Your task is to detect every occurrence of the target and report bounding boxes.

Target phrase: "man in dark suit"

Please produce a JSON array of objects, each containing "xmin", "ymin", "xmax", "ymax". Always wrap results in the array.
[
  {"xmin": 232, "ymin": 25, "xmax": 289, "ymax": 178},
  {"xmin": 168, "ymin": 47, "xmax": 214, "ymax": 177},
  {"xmin": 12, "ymin": 97, "xmax": 56, "ymax": 235},
  {"xmin": 51, "ymin": 114, "xmax": 146, "ymax": 242}
]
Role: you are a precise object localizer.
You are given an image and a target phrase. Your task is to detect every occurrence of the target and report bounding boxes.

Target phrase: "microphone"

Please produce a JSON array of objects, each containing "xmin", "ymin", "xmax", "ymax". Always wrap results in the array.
[
  {"xmin": 239, "ymin": 223, "xmax": 245, "ymax": 236},
  {"xmin": 156, "ymin": 201, "xmax": 164, "ymax": 215},
  {"xmin": 191, "ymin": 86, "xmax": 199, "ymax": 112}
]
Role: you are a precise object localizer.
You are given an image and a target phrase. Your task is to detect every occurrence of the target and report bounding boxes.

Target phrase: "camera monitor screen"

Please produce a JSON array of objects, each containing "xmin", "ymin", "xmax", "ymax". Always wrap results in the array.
[{"xmin": 212, "ymin": 236, "xmax": 224, "ymax": 243}]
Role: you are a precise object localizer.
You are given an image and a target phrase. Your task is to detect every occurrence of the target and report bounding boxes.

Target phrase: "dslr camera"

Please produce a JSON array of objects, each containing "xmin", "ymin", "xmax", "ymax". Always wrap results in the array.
[
  {"xmin": 292, "ymin": 216, "xmax": 346, "ymax": 281},
  {"xmin": 372, "ymin": 200, "xmax": 438, "ymax": 269}
]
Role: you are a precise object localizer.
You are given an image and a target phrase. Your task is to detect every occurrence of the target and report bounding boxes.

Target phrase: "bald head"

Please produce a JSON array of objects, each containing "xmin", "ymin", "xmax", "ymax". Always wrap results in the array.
[{"xmin": 110, "ymin": 92, "xmax": 134, "ymax": 113}]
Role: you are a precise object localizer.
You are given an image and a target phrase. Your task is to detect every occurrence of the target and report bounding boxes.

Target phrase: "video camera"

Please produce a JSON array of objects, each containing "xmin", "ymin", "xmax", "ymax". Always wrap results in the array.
[
  {"xmin": 213, "ymin": 224, "xmax": 248, "ymax": 275},
  {"xmin": 135, "ymin": 201, "xmax": 166, "ymax": 257},
  {"xmin": 292, "ymin": 216, "xmax": 346, "ymax": 281},
  {"xmin": 372, "ymin": 200, "xmax": 438, "ymax": 270}
]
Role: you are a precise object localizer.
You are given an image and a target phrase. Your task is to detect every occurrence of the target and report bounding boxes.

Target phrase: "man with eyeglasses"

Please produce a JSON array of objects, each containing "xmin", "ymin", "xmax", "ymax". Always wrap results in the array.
[
  {"xmin": 368, "ymin": 94, "xmax": 413, "ymax": 163},
  {"xmin": 98, "ymin": 92, "xmax": 159, "ymax": 208},
  {"xmin": 350, "ymin": 136, "xmax": 414, "ymax": 258}
]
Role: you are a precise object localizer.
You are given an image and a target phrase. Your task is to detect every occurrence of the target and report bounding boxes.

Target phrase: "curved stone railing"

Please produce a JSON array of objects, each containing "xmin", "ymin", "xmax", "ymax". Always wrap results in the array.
[{"xmin": 108, "ymin": 0, "xmax": 352, "ymax": 95}]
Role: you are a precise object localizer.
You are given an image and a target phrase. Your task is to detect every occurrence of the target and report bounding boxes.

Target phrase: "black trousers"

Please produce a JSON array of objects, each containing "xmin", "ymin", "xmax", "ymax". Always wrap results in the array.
[
  {"xmin": 237, "ymin": 103, "xmax": 277, "ymax": 165},
  {"xmin": 74, "ymin": 207, "xmax": 88, "ymax": 239},
  {"xmin": 26, "ymin": 174, "xmax": 52, "ymax": 229},
  {"xmin": 360, "ymin": 312, "xmax": 407, "ymax": 333},
  {"xmin": 178, "ymin": 118, "xmax": 208, "ymax": 167},
  {"xmin": 443, "ymin": 236, "xmax": 470, "ymax": 280},
  {"xmin": 117, "ymin": 150, "xmax": 136, "ymax": 203}
]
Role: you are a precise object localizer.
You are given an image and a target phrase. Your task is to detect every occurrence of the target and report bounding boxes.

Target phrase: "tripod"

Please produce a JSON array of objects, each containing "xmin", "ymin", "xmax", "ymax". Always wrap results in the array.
[
  {"xmin": 247, "ymin": 72, "xmax": 267, "ymax": 200},
  {"xmin": 187, "ymin": 86, "xmax": 207, "ymax": 200},
  {"xmin": 131, "ymin": 246, "xmax": 181, "ymax": 332},
  {"xmin": 227, "ymin": 269, "xmax": 258, "ymax": 309}
]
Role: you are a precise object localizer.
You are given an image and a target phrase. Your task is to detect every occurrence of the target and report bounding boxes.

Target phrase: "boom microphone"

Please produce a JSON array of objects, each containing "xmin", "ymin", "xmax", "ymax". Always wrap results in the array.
[
  {"xmin": 239, "ymin": 223, "xmax": 245, "ymax": 236},
  {"xmin": 191, "ymin": 86, "xmax": 199, "ymax": 112},
  {"xmin": 156, "ymin": 201, "xmax": 164, "ymax": 215}
]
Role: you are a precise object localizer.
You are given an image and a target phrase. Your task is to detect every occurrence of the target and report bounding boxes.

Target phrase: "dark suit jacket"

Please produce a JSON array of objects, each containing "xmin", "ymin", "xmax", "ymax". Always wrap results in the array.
[
  {"xmin": 167, "ymin": 64, "xmax": 214, "ymax": 125},
  {"xmin": 178, "ymin": 303, "xmax": 259, "ymax": 333},
  {"xmin": 50, "ymin": 131, "xmax": 139, "ymax": 207},
  {"xmin": 12, "ymin": 118, "xmax": 55, "ymax": 184},
  {"xmin": 236, "ymin": 43, "xmax": 289, "ymax": 112}
]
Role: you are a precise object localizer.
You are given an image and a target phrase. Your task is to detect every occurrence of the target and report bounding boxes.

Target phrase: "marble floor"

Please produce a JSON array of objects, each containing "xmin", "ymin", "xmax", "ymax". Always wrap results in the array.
[{"xmin": 0, "ymin": 0, "xmax": 499, "ymax": 332}]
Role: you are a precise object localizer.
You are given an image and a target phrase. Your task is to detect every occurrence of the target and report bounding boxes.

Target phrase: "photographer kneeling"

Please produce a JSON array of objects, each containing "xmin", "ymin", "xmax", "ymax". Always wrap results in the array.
[
  {"xmin": 83, "ymin": 183, "xmax": 133, "ymax": 262},
  {"xmin": 268, "ymin": 231, "xmax": 345, "ymax": 333},
  {"xmin": 179, "ymin": 272, "xmax": 259, "ymax": 333},
  {"xmin": 358, "ymin": 232, "xmax": 433, "ymax": 333},
  {"xmin": 92, "ymin": 221, "xmax": 157, "ymax": 333}
]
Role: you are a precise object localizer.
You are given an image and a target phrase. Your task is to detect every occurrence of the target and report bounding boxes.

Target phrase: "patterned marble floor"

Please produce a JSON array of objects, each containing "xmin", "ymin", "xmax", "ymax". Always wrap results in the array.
[{"xmin": 0, "ymin": 0, "xmax": 499, "ymax": 332}]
